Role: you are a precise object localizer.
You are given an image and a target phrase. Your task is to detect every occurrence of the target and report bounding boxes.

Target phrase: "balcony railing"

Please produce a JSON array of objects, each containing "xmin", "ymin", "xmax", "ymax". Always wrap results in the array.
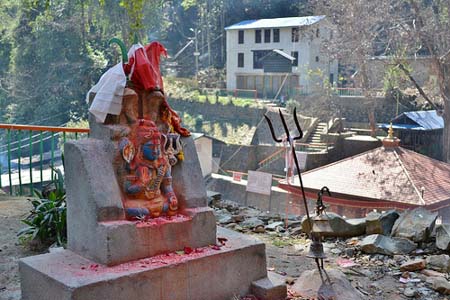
[
  {"xmin": 0, "ymin": 124, "xmax": 89, "ymax": 196},
  {"xmin": 335, "ymin": 88, "xmax": 363, "ymax": 97}
]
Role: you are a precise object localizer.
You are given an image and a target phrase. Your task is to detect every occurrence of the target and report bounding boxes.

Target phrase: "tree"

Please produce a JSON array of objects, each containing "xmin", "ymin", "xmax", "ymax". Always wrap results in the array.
[
  {"xmin": 314, "ymin": 0, "xmax": 391, "ymax": 137},
  {"xmin": 1, "ymin": 0, "xmax": 164, "ymax": 125},
  {"xmin": 315, "ymin": 0, "xmax": 450, "ymax": 161},
  {"xmin": 386, "ymin": 0, "xmax": 450, "ymax": 162}
]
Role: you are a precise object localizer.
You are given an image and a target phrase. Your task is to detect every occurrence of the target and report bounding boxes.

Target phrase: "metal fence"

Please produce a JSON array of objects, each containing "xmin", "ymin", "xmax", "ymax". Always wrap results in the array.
[
  {"xmin": 201, "ymin": 88, "xmax": 258, "ymax": 100},
  {"xmin": 0, "ymin": 124, "xmax": 89, "ymax": 196}
]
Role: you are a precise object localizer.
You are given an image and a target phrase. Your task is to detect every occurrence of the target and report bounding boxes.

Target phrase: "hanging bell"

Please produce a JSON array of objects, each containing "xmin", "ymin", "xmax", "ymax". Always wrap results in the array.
[
  {"xmin": 307, "ymin": 238, "xmax": 327, "ymax": 259},
  {"xmin": 311, "ymin": 214, "xmax": 333, "ymax": 235}
]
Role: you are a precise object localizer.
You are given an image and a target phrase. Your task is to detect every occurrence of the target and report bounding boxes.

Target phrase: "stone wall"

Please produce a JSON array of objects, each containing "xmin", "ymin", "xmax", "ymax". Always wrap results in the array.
[
  {"xmin": 169, "ymin": 98, "xmax": 265, "ymax": 125},
  {"xmin": 209, "ymin": 175, "xmax": 365, "ymax": 218},
  {"xmin": 296, "ymin": 95, "xmax": 415, "ymax": 124},
  {"xmin": 366, "ymin": 56, "xmax": 434, "ymax": 89},
  {"xmin": 209, "ymin": 175, "xmax": 450, "ymax": 221}
]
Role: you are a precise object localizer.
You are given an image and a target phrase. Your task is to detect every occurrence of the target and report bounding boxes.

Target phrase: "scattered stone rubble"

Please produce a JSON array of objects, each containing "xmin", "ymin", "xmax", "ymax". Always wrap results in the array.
[{"xmin": 210, "ymin": 197, "xmax": 450, "ymax": 299}]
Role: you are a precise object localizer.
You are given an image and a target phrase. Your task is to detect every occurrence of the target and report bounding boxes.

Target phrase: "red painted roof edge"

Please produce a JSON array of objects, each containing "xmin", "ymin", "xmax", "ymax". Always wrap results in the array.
[{"xmin": 280, "ymin": 182, "xmax": 450, "ymax": 211}]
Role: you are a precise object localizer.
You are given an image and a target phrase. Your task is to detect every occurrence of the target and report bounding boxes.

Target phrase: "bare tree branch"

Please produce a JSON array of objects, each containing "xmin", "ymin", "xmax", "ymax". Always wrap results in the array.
[{"xmin": 396, "ymin": 62, "xmax": 439, "ymax": 110}]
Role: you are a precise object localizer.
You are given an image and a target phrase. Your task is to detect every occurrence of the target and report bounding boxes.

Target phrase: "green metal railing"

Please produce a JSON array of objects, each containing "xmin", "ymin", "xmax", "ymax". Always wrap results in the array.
[
  {"xmin": 0, "ymin": 124, "xmax": 90, "ymax": 196},
  {"xmin": 335, "ymin": 88, "xmax": 363, "ymax": 97}
]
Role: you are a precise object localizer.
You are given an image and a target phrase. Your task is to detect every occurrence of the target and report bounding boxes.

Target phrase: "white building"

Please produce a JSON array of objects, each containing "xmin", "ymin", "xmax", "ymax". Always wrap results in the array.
[{"xmin": 225, "ymin": 16, "xmax": 338, "ymax": 98}]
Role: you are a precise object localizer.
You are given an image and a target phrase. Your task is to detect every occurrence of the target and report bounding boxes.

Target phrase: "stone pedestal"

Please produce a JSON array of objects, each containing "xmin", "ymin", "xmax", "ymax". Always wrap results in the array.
[
  {"xmin": 20, "ymin": 228, "xmax": 273, "ymax": 300},
  {"xmin": 19, "ymin": 106, "xmax": 286, "ymax": 299}
]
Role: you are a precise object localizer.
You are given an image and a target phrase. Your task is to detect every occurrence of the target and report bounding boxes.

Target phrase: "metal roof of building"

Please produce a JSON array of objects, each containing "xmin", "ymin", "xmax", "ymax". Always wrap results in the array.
[
  {"xmin": 225, "ymin": 15, "xmax": 326, "ymax": 30},
  {"xmin": 378, "ymin": 123, "xmax": 422, "ymax": 130},
  {"xmin": 378, "ymin": 110, "xmax": 444, "ymax": 131},
  {"xmin": 400, "ymin": 110, "xmax": 444, "ymax": 130}
]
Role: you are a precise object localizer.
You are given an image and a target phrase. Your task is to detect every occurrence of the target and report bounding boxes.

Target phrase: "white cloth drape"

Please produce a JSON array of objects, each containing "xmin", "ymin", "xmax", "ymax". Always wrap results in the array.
[{"xmin": 86, "ymin": 63, "xmax": 127, "ymax": 123}]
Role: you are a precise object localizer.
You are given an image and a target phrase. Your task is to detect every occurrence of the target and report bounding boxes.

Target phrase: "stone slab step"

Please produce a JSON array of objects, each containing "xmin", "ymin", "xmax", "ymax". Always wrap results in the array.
[
  {"xmin": 251, "ymin": 271, "xmax": 287, "ymax": 300},
  {"xmin": 20, "ymin": 227, "xmax": 286, "ymax": 300}
]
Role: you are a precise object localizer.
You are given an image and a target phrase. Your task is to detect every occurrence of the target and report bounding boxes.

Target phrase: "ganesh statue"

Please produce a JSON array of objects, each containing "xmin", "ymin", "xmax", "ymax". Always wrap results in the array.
[
  {"xmin": 118, "ymin": 119, "xmax": 178, "ymax": 218},
  {"xmin": 88, "ymin": 40, "xmax": 190, "ymax": 220}
]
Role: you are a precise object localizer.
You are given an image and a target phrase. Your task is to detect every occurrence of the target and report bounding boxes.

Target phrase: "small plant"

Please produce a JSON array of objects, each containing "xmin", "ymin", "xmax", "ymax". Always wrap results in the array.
[
  {"xmin": 285, "ymin": 99, "xmax": 299, "ymax": 113},
  {"xmin": 18, "ymin": 168, "xmax": 67, "ymax": 247}
]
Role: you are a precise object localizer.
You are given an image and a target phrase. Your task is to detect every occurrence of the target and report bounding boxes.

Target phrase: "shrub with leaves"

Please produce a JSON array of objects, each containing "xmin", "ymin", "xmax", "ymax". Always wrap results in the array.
[{"xmin": 18, "ymin": 168, "xmax": 67, "ymax": 247}]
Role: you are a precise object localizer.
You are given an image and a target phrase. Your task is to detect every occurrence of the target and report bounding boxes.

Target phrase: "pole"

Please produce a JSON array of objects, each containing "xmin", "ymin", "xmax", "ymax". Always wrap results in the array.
[{"xmin": 195, "ymin": 30, "xmax": 199, "ymax": 83}]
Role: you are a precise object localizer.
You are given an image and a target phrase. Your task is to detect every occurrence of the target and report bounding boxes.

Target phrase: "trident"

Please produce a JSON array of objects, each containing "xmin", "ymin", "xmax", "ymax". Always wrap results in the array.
[
  {"xmin": 264, "ymin": 109, "xmax": 333, "ymax": 286},
  {"xmin": 264, "ymin": 107, "xmax": 313, "ymax": 232}
]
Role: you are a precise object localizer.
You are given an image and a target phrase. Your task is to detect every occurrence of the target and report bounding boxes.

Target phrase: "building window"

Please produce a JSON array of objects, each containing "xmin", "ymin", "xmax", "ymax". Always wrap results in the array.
[
  {"xmin": 264, "ymin": 29, "xmax": 271, "ymax": 43},
  {"xmin": 255, "ymin": 30, "xmax": 262, "ymax": 43},
  {"xmin": 292, "ymin": 27, "xmax": 299, "ymax": 42},
  {"xmin": 329, "ymin": 73, "xmax": 334, "ymax": 85},
  {"xmin": 253, "ymin": 50, "xmax": 271, "ymax": 69},
  {"xmin": 238, "ymin": 53, "xmax": 244, "ymax": 68},
  {"xmin": 273, "ymin": 29, "xmax": 280, "ymax": 42},
  {"xmin": 315, "ymin": 56, "xmax": 319, "ymax": 62},
  {"xmin": 291, "ymin": 51, "xmax": 299, "ymax": 66},
  {"xmin": 316, "ymin": 28, "xmax": 320, "ymax": 38},
  {"xmin": 238, "ymin": 30, "xmax": 244, "ymax": 44}
]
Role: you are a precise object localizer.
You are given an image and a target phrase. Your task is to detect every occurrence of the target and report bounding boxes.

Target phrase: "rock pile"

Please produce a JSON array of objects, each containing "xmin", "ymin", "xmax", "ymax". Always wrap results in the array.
[{"xmin": 210, "ymin": 198, "xmax": 450, "ymax": 299}]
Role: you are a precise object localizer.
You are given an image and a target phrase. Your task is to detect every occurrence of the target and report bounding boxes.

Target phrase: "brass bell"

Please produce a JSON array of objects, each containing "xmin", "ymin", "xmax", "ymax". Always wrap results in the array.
[{"xmin": 307, "ymin": 238, "xmax": 327, "ymax": 259}]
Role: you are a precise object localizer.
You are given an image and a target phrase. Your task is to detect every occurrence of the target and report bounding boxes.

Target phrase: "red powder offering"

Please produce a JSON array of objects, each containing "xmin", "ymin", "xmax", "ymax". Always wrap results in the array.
[{"xmin": 184, "ymin": 247, "xmax": 193, "ymax": 255}]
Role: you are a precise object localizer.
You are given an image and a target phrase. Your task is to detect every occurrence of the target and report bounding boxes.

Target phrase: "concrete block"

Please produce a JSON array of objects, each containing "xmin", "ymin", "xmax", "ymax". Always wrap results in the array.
[
  {"xmin": 251, "ymin": 271, "xmax": 287, "ymax": 300},
  {"xmin": 20, "ymin": 228, "xmax": 271, "ymax": 300},
  {"xmin": 65, "ymin": 139, "xmax": 124, "ymax": 263},
  {"xmin": 65, "ymin": 138, "xmax": 216, "ymax": 265},
  {"xmin": 247, "ymin": 192, "xmax": 270, "ymax": 212},
  {"xmin": 172, "ymin": 136, "xmax": 208, "ymax": 208},
  {"xmin": 70, "ymin": 207, "xmax": 216, "ymax": 266}
]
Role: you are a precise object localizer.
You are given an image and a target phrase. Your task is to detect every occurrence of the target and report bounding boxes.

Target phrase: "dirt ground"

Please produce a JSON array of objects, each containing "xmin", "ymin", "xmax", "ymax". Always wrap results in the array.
[
  {"xmin": 260, "ymin": 234, "xmax": 411, "ymax": 300},
  {"xmin": 0, "ymin": 197, "xmax": 445, "ymax": 300},
  {"xmin": 0, "ymin": 196, "xmax": 36, "ymax": 300}
]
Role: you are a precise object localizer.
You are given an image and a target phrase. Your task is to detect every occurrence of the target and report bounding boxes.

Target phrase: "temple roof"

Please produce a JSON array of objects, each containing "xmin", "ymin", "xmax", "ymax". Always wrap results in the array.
[{"xmin": 280, "ymin": 146, "xmax": 450, "ymax": 209}]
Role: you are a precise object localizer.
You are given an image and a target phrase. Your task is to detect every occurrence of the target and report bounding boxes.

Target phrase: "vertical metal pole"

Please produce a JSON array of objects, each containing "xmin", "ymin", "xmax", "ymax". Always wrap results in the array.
[
  {"xmin": 194, "ymin": 29, "xmax": 199, "ymax": 83},
  {"xmin": 75, "ymin": 132, "xmax": 78, "ymax": 140},
  {"xmin": 39, "ymin": 132, "xmax": 43, "ymax": 187},
  {"xmin": 18, "ymin": 130, "xmax": 23, "ymax": 195},
  {"xmin": 7, "ymin": 129, "xmax": 12, "ymax": 195},
  {"xmin": 51, "ymin": 132, "xmax": 55, "ymax": 179},
  {"xmin": 29, "ymin": 130, "xmax": 33, "ymax": 195}
]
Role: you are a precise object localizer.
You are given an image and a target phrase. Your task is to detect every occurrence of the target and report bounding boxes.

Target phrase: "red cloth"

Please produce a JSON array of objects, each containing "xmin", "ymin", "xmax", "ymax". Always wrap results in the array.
[
  {"xmin": 123, "ymin": 42, "xmax": 190, "ymax": 137},
  {"xmin": 123, "ymin": 42, "xmax": 167, "ymax": 92},
  {"xmin": 145, "ymin": 42, "xmax": 167, "ymax": 92}
]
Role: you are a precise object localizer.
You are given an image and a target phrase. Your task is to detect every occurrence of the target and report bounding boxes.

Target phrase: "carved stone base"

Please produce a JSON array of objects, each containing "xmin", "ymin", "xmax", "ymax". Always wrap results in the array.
[{"xmin": 20, "ymin": 228, "xmax": 285, "ymax": 300}]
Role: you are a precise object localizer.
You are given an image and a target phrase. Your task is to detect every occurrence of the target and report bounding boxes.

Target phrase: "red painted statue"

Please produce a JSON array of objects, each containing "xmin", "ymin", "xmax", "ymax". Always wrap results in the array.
[
  {"xmin": 119, "ymin": 120, "xmax": 178, "ymax": 218},
  {"xmin": 109, "ymin": 41, "xmax": 190, "ymax": 220}
]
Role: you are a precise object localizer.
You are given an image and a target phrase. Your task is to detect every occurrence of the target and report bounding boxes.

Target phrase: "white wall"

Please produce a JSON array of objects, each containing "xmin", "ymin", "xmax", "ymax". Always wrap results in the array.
[
  {"xmin": 225, "ymin": 20, "xmax": 338, "ymax": 93},
  {"xmin": 194, "ymin": 137, "xmax": 213, "ymax": 177}
]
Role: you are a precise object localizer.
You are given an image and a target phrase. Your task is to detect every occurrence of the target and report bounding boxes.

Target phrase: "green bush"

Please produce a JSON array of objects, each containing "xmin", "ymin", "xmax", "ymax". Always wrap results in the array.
[{"xmin": 18, "ymin": 168, "xmax": 67, "ymax": 247}]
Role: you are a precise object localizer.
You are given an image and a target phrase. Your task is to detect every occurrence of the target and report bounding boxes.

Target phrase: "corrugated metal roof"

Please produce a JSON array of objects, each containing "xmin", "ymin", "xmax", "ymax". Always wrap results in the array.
[
  {"xmin": 225, "ymin": 15, "xmax": 326, "ymax": 30},
  {"xmin": 394, "ymin": 110, "xmax": 444, "ymax": 130},
  {"xmin": 378, "ymin": 123, "xmax": 422, "ymax": 130}
]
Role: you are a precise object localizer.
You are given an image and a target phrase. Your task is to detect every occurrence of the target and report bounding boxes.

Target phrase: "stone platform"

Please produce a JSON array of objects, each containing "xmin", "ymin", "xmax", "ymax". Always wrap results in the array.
[
  {"xmin": 74, "ymin": 207, "xmax": 216, "ymax": 266},
  {"xmin": 20, "ymin": 228, "xmax": 285, "ymax": 300}
]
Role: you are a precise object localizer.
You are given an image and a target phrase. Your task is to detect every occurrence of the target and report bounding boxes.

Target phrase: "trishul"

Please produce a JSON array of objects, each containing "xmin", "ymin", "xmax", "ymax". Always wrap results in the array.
[{"xmin": 263, "ymin": 107, "xmax": 313, "ymax": 231}]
